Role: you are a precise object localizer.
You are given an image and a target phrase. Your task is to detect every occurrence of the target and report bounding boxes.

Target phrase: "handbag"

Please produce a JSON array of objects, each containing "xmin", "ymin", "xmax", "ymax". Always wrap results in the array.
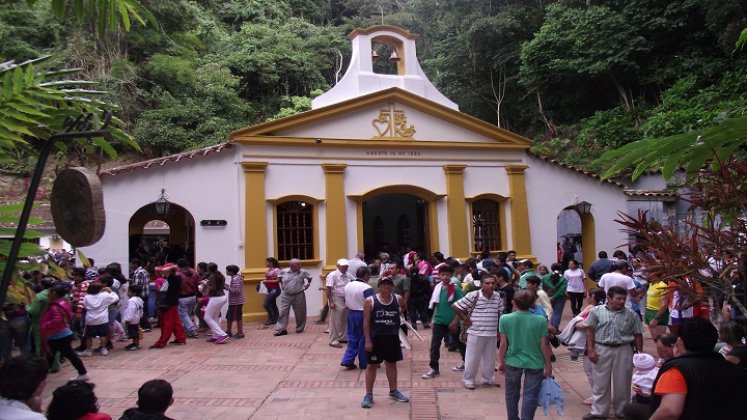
[
  {"xmin": 257, "ymin": 281, "xmax": 269, "ymax": 295},
  {"xmin": 459, "ymin": 292, "xmax": 479, "ymax": 344}
]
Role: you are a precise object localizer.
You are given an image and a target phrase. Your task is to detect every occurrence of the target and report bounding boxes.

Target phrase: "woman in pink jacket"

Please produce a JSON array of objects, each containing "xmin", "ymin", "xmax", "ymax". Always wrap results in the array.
[{"xmin": 41, "ymin": 285, "xmax": 89, "ymax": 381}]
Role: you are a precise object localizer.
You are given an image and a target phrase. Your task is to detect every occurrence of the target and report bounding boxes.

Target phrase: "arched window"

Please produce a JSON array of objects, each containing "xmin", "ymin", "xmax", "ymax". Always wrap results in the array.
[
  {"xmin": 276, "ymin": 201, "xmax": 314, "ymax": 261},
  {"xmin": 397, "ymin": 214, "xmax": 411, "ymax": 247},
  {"xmin": 472, "ymin": 199, "xmax": 501, "ymax": 252}
]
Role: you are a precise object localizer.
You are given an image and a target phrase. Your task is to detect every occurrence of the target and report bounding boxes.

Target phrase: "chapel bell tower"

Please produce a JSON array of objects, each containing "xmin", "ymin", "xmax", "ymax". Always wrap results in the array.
[{"xmin": 312, "ymin": 25, "xmax": 458, "ymax": 110}]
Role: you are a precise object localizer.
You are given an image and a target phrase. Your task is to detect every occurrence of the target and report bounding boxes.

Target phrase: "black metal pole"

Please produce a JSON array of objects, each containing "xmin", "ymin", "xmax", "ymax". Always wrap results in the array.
[{"xmin": 0, "ymin": 139, "xmax": 54, "ymax": 305}]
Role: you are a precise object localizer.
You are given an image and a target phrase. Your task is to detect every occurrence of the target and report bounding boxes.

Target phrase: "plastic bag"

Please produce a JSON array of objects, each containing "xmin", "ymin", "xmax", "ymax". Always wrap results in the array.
[{"xmin": 537, "ymin": 376, "xmax": 564, "ymax": 416}]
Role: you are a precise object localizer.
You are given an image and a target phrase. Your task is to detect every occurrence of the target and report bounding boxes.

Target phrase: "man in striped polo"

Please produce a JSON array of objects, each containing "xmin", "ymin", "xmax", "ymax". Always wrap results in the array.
[{"xmin": 452, "ymin": 274, "xmax": 504, "ymax": 389}]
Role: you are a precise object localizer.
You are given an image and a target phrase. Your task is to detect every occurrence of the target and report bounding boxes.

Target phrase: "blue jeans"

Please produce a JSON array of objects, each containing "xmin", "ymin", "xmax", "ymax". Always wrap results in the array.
[
  {"xmin": 147, "ymin": 289, "xmax": 158, "ymax": 318},
  {"xmin": 0, "ymin": 315, "xmax": 30, "ymax": 362},
  {"xmin": 550, "ymin": 297, "xmax": 566, "ymax": 329},
  {"xmin": 504, "ymin": 365, "xmax": 544, "ymax": 420},
  {"xmin": 177, "ymin": 296, "xmax": 197, "ymax": 334},
  {"xmin": 263, "ymin": 288, "xmax": 280, "ymax": 323},
  {"xmin": 341, "ymin": 310, "xmax": 366, "ymax": 368}
]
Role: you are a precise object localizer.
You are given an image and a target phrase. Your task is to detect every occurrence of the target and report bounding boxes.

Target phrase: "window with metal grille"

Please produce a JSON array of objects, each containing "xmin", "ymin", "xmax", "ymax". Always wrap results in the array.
[
  {"xmin": 276, "ymin": 201, "xmax": 313, "ymax": 260},
  {"xmin": 472, "ymin": 199, "xmax": 501, "ymax": 251}
]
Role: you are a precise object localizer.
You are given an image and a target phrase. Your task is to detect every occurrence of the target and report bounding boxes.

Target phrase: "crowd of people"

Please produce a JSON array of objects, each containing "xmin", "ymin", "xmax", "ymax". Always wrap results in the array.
[
  {"xmin": 303, "ymin": 247, "xmax": 747, "ymax": 418},
  {"xmin": 2, "ymin": 245, "xmax": 747, "ymax": 419}
]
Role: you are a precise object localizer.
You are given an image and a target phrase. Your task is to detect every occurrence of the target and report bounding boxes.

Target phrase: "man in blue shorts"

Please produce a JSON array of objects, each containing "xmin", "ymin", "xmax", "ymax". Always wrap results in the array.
[{"xmin": 361, "ymin": 276, "xmax": 409, "ymax": 409}]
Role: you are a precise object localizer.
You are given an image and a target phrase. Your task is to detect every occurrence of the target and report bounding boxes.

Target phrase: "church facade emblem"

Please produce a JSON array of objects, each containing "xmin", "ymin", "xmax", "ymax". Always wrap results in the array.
[{"xmin": 372, "ymin": 103, "xmax": 416, "ymax": 139}]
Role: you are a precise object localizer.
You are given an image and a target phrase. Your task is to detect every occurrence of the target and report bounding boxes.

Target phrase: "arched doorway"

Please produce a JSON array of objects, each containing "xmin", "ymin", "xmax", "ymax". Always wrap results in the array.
[
  {"xmin": 363, "ymin": 194, "xmax": 426, "ymax": 257},
  {"xmin": 129, "ymin": 203, "xmax": 196, "ymax": 265},
  {"xmin": 556, "ymin": 205, "xmax": 595, "ymax": 278},
  {"xmin": 351, "ymin": 185, "xmax": 443, "ymax": 260}
]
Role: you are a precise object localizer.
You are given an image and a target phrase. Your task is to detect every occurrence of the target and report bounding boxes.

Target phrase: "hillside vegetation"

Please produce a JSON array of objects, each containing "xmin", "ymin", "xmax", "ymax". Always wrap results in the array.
[{"xmin": 1, "ymin": 0, "xmax": 745, "ymax": 174}]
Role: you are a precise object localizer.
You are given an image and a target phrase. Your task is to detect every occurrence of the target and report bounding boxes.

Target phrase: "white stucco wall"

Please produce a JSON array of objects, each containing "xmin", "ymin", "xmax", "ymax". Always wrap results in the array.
[
  {"xmin": 80, "ymin": 149, "xmax": 243, "ymax": 272},
  {"xmin": 525, "ymin": 155, "xmax": 630, "ymax": 268}
]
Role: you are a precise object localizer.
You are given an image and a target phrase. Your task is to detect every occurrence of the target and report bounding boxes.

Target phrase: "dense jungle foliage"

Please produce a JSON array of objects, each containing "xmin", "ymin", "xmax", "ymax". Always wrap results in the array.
[{"xmin": 1, "ymin": 0, "xmax": 746, "ymax": 174}]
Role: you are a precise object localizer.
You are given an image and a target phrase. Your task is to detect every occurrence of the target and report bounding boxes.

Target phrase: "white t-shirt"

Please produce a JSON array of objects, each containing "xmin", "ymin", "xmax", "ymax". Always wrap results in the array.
[
  {"xmin": 0, "ymin": 398, "xmax": 46, "ymax": 420},
  {"xmin": 598, "ymin": 272, "xmax": 636, "ymax": 308},
  {"xmin": 564, "ymin": 268, "xmax": 586, "ymax": 293},
  {"xmin": 344, "ymin": 280, "xmax": 374, "ymax": 311},
  {"xmin": 84, "ymin": 291, "xmax": 119, "ymax": 326}
]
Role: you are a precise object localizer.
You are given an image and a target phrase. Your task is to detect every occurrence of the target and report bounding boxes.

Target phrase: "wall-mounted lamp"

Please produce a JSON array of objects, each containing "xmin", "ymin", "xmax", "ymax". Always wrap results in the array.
[
  {"xmin": 576, "ymin": 201, "xmax": 592, "ymax": 215},
  {"xmin": 153, "ymin": 188, "xmax": 170, "ymax": 216}
]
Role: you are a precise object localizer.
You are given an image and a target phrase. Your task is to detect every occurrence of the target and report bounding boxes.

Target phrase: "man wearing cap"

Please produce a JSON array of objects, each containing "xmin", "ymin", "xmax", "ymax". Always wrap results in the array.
[
  {"xmin": 360, "ymin": 275, "xmax": 409, "ymax": 408},
  {"xmin": 326, "ymin": 259, "xmax": 354, "ymax": 347},
  {"xmin": 150, "ymin": 263, "xmax": 185, "ymax": 348},
  {"xmin": 275, "ymin": 259, "xmax": 313, "ymax": 336},
  {"xmin": 341, "ymin": 266, "xmax": 374, "ymax": 369}
]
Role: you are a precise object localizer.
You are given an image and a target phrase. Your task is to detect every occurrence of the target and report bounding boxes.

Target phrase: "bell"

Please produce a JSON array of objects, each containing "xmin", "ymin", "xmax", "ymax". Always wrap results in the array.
[
  {"xmin": 372, "ymin": 50, "xmax": 380, "ymax": 61},
  {"xmin": 389, "ymin": 50, "xmax": 400, "ymax": 62}
]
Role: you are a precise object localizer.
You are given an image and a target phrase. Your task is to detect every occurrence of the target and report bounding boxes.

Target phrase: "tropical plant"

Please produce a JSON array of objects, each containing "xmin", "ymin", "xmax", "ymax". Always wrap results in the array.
[{"xmin": 616, "ymin": 157, "xmax": 747, "ymax": 318}]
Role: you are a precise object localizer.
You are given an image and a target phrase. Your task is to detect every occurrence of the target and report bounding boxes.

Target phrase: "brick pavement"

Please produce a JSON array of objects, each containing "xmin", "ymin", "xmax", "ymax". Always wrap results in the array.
[{"xmin": 37, "ymin": 307, "xmax": 651, "ymax": 419}]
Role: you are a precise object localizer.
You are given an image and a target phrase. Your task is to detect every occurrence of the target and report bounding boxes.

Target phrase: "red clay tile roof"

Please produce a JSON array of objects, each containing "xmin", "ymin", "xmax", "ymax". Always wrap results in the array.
[
  {"xmin": 527, "ymin": 152, "xmax": 626, "ymax": 188},
  {"xmin": 101, "ymin": 142, "xmax": 235, "ymax": 177}
]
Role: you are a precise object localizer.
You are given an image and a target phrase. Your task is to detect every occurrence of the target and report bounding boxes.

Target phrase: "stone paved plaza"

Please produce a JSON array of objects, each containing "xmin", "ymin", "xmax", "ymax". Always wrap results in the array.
[{"xmin": 38, "ymin": 309, "xmax": 646, "ymax": 419}]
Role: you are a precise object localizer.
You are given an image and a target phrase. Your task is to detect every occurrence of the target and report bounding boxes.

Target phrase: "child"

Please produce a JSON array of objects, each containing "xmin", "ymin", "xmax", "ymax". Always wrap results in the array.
[
  {"xmin": 225, "ymin": 265, "xmax": 245, "ymax": 339},
  {"xmin": 77, "ymin": 282, "xmax": 119, "ymax": 357},
  {"xmin": 123, "ymin": 285, "xmax": 144, "ymax": 351},
  {"xmin": 632, "ymin": 353, "xmax": 659, "ymax": 399}
]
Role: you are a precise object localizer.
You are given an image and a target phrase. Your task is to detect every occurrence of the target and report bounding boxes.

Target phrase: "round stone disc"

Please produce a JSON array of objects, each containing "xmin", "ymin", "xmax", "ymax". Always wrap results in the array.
[{"xmin": 50, "ymin": 167, "xmax": 105, "ymax": 247}]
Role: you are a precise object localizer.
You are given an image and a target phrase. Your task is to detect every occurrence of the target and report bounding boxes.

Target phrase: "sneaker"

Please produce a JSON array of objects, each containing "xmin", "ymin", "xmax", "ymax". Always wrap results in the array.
[
  {"xmin": 388, "ymin": 390, "xmax": 409, "ymax": 402},
  {"xmin": 361, "ymin": 393, "xmax": 373, "ymax": 409},
  {"xmin": 215, "ymin": 335, "xmax": 230, "ymax": 344},
  {"xmin": 77, "ymin": 350, "xmax": 93, "ymax": 357},
  {"xmin": 206, "ymin": 337, "xmax": 218, "ymax": 342},
  {"xmin": 464, "ymin": 383, "xmax": 475, "ymax": 390},
  {"xmin": 187, "ymin": 332, "xmax": 199, "ymax": 338},
  {"xmin": 142, "ymin": 328, "xmax": 152, "ymax": 332},
  {"xmin": 72, "ymin": 374, "xmax": 90, "ymax": 381},
  {"xmin": 421, "ymin": 369, "xmax": 439, "ymax": 379},
  {"xmin": 125, "ymin": 344, "xmax": 140, "ymax": 351},
  {"xmin": 169, "ymin": 340, "xmax": 186, "ymax": 345},
  {"xmin": 452, "ymin": 363, "xmax": 465, "ymax": 372},
  {"xmin": 232, "ymin": 333, "xmax": 245, "ymax": 339},
  {"xmin": 100, "ymin": 348, "xmax": 109, "ymax": 356}
]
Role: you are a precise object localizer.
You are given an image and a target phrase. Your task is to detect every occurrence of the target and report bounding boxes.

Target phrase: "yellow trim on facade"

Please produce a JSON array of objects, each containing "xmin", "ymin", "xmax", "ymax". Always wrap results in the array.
[
  {"xmin": 242, "ymin": 152, "xmax": 524, "ymax": 163},
  {"xmin": 267, "ymin": 195, "xmax": 324, "ymax": 206},
  {"xmin": 506, "ymin": 165, "xmax": 532, "ymax": 256},
  {"xmin": 466, "ymin": 194, "xmax": 508, "ymax": 253},
  {"xmin": 229, "ymin": 88, "xmax": 532, "ymax": 148},
  {"xmin": 236, "ymin": 136, "xmax": 529, "ymax": 151},
  {"xmin": 240, "ymin": 162, "xmax": 269, "ymax": 321},
  {"xmin": 581, "ymin": 213, "xmax": 597, "ymax": 289},
  {"xmin": 443, "ymin": 165, "xmax": 469, "ymax": 259},
  {"xmin": 349, "ymin": 25, "xmax": 419, "ymax": 40},
  {"xmin": 270, "ymin": 195, "xmax": 321, "ymax": 262},
  {"xmin": 348, "ymin": 184, "xmax": 442, "ymax": 255},
  {"xmin": 322, "ymin": 163, "xmax": 348, "ymax": 273}
]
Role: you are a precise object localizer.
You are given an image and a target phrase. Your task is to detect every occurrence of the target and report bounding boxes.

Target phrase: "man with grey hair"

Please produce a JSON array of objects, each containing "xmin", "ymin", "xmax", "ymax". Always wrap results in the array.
[
  {"xmin": 274, "ymin": 259, "xmax": 313, "ymax": 336},
  {"xmin": 326, "ymin": 259, "xmax": 354, "ymax": 347},
  {"xmin": 348, "ymin": 252, "xmax": 367, "ymax": 280}
]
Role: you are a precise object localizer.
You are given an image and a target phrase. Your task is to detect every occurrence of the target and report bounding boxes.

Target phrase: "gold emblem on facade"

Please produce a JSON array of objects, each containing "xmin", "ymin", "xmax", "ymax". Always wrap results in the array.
[{"xmin": 372, "ymin": 103, "xmax": 416, "ymax": 139}]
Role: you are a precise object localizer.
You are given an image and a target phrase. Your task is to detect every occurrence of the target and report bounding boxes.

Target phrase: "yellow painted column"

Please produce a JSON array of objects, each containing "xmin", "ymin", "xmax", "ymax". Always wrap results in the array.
[
  {"xmin": 506, "ymin": 165, "xmax": 532, "ymax": 257},
  {"xmin": 443, "ymin": 165, "xmax": 469, "ymax": 259},
  {"xmin": 581, "ymin": 213, "xmax": 597, "ymax": 289},
  {"xmin": 322, "ymin": 163, "xmax": 348, "ymax": 274},
  {"xmin": 241, "ymin": 162, "xmax": 269, "ymax": 321}
]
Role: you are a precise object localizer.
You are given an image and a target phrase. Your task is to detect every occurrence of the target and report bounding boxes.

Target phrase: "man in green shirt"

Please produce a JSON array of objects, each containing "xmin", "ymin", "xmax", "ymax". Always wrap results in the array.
[
  {"xmin": 541, "ymin": 262, "xmax": 568, "ymax": 329},
  {"xmin": 517, "ymin": 260, "xmax": 537, "ymax": 290},
  {"xmin": 422, "ymin": 265, "xmax": 464, "ymax": 379},
  {"xmin": 499, "ymin": 289, "xmax": 552, "ymax": 420}
]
